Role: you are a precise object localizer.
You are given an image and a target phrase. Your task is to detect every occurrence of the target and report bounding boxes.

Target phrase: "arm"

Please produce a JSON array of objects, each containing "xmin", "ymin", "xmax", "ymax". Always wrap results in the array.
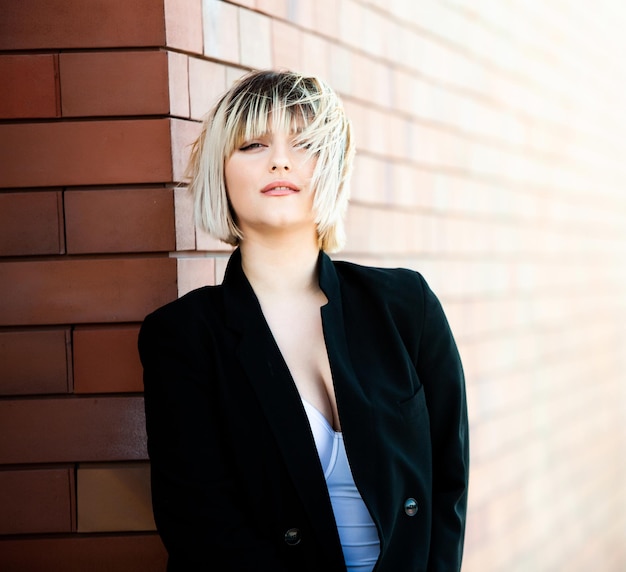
[
  {"xmin": 415, "ymin": 277, "xmax": 469, "ymax": 571},
  {"xmin": 139, "ymin": 310, "xmax": 288, "ymax": 571}
]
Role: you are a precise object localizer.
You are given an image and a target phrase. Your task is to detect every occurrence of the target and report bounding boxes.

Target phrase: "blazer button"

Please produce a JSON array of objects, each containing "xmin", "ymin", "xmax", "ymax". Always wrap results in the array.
[
  {"xmin": 404, "ymin": 497, "xmax": 418, "ymax": 516},
  {"xmin": 284, "ymin": 528, "xmax": 302, "ymax": 546}
]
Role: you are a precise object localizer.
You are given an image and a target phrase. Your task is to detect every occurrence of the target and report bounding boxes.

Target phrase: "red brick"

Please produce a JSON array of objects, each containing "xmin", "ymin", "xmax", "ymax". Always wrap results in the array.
[
  {"xmin": 73, "ymin": 326, "xmax": 143, "ymax": 394},
  {"xmin": 313, "ymin": 0, "xmax": 339, "ymax": 38},
  {"xmin": 203, "ymin": 0, "xmax": 240, "ymax": 62},
  {"xmin": 174, "ymin": 186, "xmax": 196, "ymax": 250},
  {"xmin": 60, "ymin": 51, "xmax": 168, "ymax": 117},
  {"xmin": 64, "ymin": 188, "xmax": 175, "ymax": 254},
  {"xmin": 171, "ymin": 118, "xmax": 202, "ymax": 182},
  {"xmin": 0, "ymin": 257, "xmax": 176, "ymax": 326},
  {"xmin": 0, "ymin": 396, "xmax": 147, "ymax": 464},
  {"xmin": 168, "ymin": 51, "xmax": 190, "ymax": 118},
  {"xmin": 0, "ymin": 468, "xmax": 75, "ymax": 535},
  {"xmin": 256, "ymin": 0, "xmax": 289, "ymax": 19},
  {"xmin": 230, "ymin": 0, "xmax": 255, "ymax": 8},
  {"xmin": 77, "ymin": 463, "xmax": 155, "ymax": 532},
  {"xmin": 0, "ymin": 120, "xmax": 173, "ymax": 189},
  {"xmin": 0, "ymin": 191, "xmax": 63, "ymax": 256},
  {"xmin": 285, "ymin": 0, "xmax": 314, "ymax": 29},
  {"xmin": 0, "ymin": 54, "xmax": 59, "ymax": 118},
  {"xmin": 164, "ymin": 0, "xmax": 203, "ymax": 53},
  {"xmin": 239, "ymin": 9, "xmax": 272, "ymax": 69},
  {"xmin": 301, "ymin": 31, "xmax": 329, "ymax": 79},
  {"xmin": 0, "ymin": 329, "xmax": 70, "ymax": 395},
  {"xmin": 271, "ymin": 19, "xmax": 302, "ymax": 72},
  {"xmin": 177, "ymin": 257, "xmax": 216, "ymax": 296},
  {"xmin": 188, "ymin": 57, "xmax": 226, "ymax": 120},
  {"xmin": 0, "ymin": 534, "xmax": 167, "ymax": 572},
  {"xmin": 0, "ymin": 0, "xmax": 165, "ymax": 50}
]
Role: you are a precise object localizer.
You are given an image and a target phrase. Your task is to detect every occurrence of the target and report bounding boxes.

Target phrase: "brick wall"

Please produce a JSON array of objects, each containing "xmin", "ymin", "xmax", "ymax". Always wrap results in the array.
[
  {"xmin": 0, "ymin": 1, "xmax": 183, "ymax": 569},
  {"xmin": 1, "ymin": 1, "xmax": 626, "ymax": 571}
]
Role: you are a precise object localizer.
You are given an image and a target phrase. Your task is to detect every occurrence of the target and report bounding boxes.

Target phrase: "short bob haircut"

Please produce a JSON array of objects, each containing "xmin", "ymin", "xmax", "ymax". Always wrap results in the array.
[{"xmin": 186, "ymin": 70, "xmax": 354, "ymax": 252}]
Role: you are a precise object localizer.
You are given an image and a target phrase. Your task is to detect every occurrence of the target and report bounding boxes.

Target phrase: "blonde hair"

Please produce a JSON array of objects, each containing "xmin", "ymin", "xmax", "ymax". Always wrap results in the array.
[{"xmin": 186, "ymin": 70, "xmax": 354, "ymax": 252}]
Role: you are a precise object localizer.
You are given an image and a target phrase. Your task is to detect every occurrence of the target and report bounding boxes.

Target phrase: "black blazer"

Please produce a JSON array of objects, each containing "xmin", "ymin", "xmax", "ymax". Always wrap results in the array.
[{"xmin": 139, "ymin": 248, "xmax": 469, "ymax": 572}]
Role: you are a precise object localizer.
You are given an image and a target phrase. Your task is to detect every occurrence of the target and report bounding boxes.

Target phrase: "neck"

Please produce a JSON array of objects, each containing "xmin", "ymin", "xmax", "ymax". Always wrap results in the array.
[{"xmin": 239, "ymin": 233, "xmax": 322, "ymax": 297}]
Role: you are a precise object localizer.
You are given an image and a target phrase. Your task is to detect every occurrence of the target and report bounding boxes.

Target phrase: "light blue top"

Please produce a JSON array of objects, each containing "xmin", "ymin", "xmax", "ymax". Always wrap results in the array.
[{"xmin": 302, "ymin": 399, "xmax": 380, "ymax": 572}]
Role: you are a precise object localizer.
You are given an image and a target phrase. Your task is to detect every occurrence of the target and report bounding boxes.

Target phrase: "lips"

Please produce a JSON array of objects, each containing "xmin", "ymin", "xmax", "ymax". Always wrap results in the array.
[{"xmin": 261, "ymin": 180, "xmax": 300, "ymax": 195}]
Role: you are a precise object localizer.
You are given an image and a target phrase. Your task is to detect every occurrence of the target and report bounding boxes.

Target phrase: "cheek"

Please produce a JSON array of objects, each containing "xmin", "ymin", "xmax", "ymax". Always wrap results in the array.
[
  {"xmin": 223, "ymin": 162, "xmax": 255, "ymax": 224},
  {"xmin": 224, "ymin": 160, "xmax": 244, "ymax": 199},
  {"xmin": 225, "ymin": 180, "xmax": 243, "ymax": 217}
]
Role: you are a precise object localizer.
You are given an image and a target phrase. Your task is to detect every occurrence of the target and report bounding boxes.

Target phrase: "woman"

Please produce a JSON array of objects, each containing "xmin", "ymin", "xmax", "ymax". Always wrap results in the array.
[{"xmin": 139, "ymin": 70, "xmax": 468, "ymax": 571}]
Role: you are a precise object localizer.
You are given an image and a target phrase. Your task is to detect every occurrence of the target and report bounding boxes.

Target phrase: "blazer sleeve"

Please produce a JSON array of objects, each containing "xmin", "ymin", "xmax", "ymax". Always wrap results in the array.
[
  {"xmin": 415, "ymin": 276, "xmax": 469, "ymax": 571},
  {"xmin": 138, "ymin": 309, "xmax": 289, "ymax": 571}
]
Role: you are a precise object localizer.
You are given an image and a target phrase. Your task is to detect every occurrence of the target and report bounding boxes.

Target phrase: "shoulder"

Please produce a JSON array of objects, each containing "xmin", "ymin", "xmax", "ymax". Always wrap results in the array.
[
  {"xmin": 333, "ymin": 259, "xmax": 427, "ymax": 301},
  {"xmin": 140, "ymin": 285, "xmax": 223, "ymax": 336},
  {"xmin": 331, "ymin": 260, "xmax": 448, "ymax": 334},
  {"xmin": 138, "ymin": 285, "xmax": 226, "ymax": 368}
]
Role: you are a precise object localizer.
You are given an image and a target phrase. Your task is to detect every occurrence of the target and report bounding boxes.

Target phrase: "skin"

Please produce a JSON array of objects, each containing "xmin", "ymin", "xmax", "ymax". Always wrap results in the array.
[
  {"xmin": 224, "ymin": 129, "xmax": 341, "ymax": 430},
  {"xmin": 224, "ymin": 129, "xmax": 317, "ymax": 242}
]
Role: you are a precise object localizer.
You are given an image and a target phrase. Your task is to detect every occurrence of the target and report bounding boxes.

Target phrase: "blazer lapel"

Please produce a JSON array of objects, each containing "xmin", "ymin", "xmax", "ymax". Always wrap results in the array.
[
  {"xmin": 317, "ymin": 253, "xmax": 381, "ymax": 523},
  {"xmin": 221, "ymin": 249, "xmax": 345, "ymax": 565}
]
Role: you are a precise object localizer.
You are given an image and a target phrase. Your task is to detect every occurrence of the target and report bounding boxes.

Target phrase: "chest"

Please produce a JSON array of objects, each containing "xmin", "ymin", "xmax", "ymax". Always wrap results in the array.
[{"xmin": 260, "ymin": 296, "xmax": 340, "ymax": 430}]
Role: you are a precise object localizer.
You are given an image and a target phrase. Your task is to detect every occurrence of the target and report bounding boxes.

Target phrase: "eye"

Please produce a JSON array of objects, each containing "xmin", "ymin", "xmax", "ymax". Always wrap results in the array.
[{"xmin": 239, "ymin": 142, "xmax": 264, "ymax": 151}]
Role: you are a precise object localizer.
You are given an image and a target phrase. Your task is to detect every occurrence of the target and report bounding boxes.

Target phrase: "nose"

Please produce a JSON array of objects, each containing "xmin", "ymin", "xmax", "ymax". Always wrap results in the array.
[
  {"xmin": 271, "ymin": 163, "xmax": 290, "ymax": 171},
  {"xmin": 269, "ymin": 140, "xmax": 291, "ymax": 172}
]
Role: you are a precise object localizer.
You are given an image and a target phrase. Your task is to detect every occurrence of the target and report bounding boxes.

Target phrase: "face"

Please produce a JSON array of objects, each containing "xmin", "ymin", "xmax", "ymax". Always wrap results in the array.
[{"xmin": 224, "ymin": 128, "xmax": 317, "ymax": 241}]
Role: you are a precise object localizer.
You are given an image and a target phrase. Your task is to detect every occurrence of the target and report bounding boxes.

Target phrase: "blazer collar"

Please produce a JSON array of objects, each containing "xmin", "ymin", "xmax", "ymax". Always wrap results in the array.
[
  {"xmin": 222, "ymin": 249, "xmax": 379, "ymax": 474},
  {"xmin": 221, "ymin": 248, "xmax": 345, "ymax": 565},
  {"xmin": 221, "ymin": 247, "xmax": 340, "ymax": 329}
]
